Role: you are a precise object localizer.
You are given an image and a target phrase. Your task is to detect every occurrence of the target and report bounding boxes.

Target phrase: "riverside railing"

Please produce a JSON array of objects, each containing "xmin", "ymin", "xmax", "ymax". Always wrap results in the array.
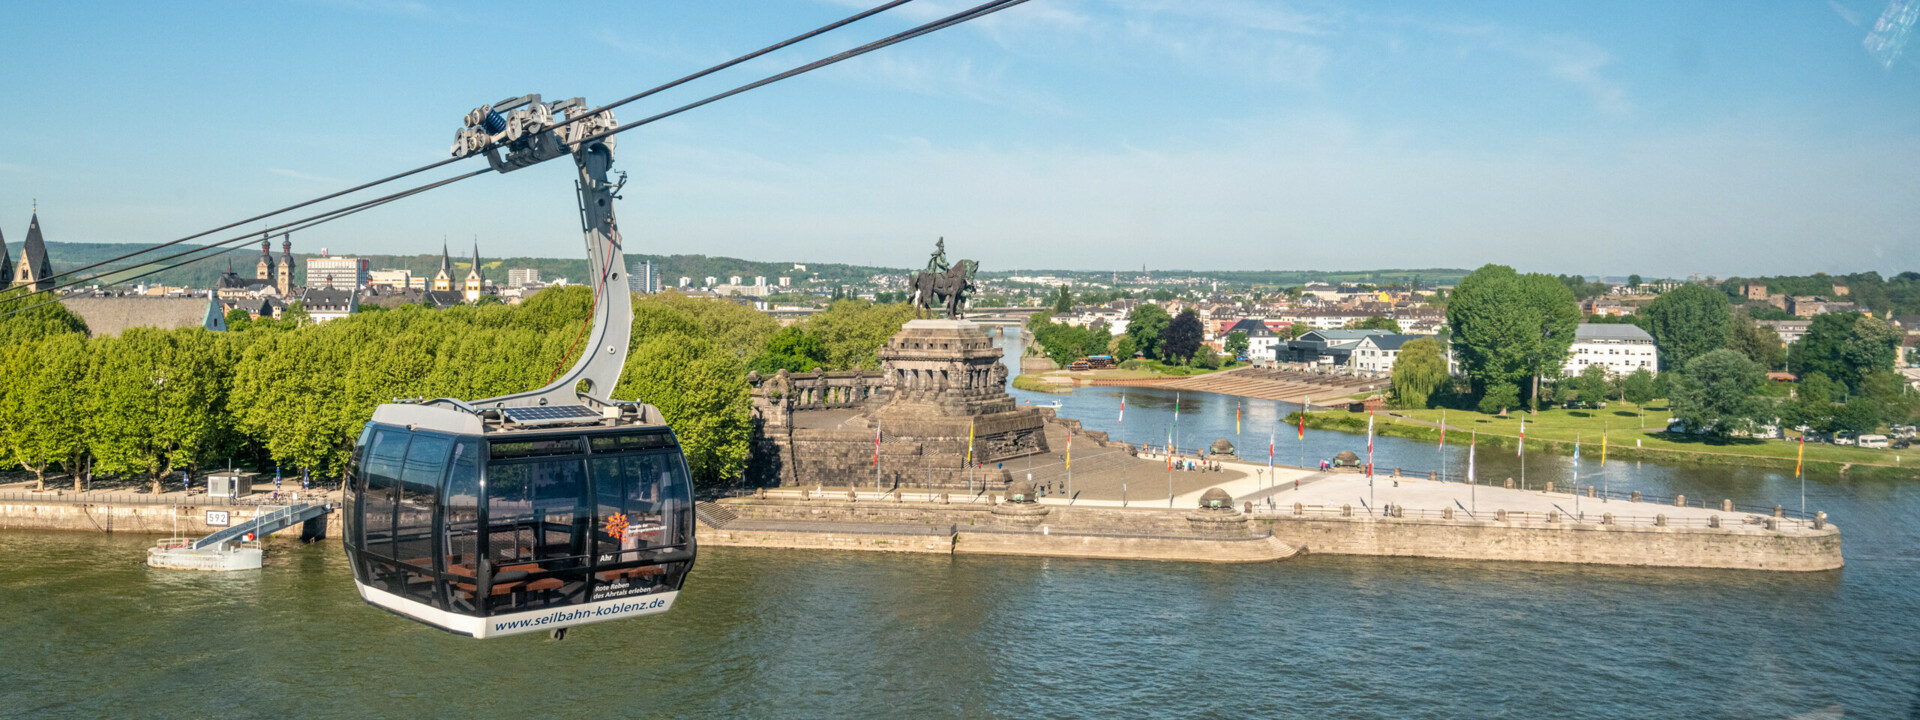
[
  {"xmin": 1246, "ymin": 502, "xmax": 1818, "ymax": 530},
  {"xmin": 0, "ymin": 490, "xmax": 303, "ymax": 507}
]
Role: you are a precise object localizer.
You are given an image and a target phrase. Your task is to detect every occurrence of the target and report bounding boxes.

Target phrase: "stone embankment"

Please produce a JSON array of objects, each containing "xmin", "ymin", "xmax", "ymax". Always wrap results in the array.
[
  {"xmin": 702, "ymin": 491, "xmax": 1301, "ymax": 563},
  {"xmin": 704, "ymin": 476, "xmax": 1843, "ymax": 571},
  {"xmin": 0, "ymin": 490, "xmax": 341, "ymax": 539}
]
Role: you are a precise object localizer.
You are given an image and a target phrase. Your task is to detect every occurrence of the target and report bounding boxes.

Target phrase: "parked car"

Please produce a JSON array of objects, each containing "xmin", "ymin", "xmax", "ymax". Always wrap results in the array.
[{"xmin": 1858, "ymin": 434, "xmax": 1890, "ymax": 449}]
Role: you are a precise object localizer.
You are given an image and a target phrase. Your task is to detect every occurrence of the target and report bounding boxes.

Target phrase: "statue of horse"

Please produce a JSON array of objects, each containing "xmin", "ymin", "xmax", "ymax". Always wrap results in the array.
[{"xmin": 912, "ymin": 259, "xmax": 976, "ymax": 319}]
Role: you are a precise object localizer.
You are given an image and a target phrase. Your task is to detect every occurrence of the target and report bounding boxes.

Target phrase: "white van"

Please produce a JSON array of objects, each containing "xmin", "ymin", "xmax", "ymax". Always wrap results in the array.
[{"xmin": 1858, "ymin": 434, "xmax": 1890, "ymax": 449}]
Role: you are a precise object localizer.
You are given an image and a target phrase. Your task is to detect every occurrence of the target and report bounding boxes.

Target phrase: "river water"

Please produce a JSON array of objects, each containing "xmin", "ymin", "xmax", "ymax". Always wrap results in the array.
[{"xmin": 3, "ymin": 331, "xmax": 1916, "ymax": 718}]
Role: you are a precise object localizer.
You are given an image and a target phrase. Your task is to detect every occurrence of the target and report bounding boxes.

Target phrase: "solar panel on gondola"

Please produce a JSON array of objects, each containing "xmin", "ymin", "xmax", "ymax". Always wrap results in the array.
[{"xmin": 499, "ymin": 404, "xmax": 604, "ymax": 424}]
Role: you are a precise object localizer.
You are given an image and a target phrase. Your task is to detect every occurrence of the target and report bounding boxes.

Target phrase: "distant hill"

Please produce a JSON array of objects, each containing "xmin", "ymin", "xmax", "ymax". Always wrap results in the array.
[{"xmin": 37, "ymin": 242, "xmax": 906, "ymax": 290}]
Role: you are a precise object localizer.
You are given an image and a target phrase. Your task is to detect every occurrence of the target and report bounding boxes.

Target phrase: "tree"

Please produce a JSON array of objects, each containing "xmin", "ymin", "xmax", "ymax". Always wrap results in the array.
[
  {"xmin": 643, "ymin": 291, "xmax": 781, "ymax": 362},
  {"xmin": 0, "ymin": 334, "xmax": 91, "ymax": 489},
  {"xmin": 1793, "ymin": 312, "xmax": 1901, "ymax": 391},
  {"xmin": 749, "ymin": 326, "xmax": 827, "ymax": 374},
  {"xmin": 1113, "ymin": 334, "xmax": 1138, "ymax": 360},
  {"xmin": 1621, "ymin": 368, "xmax": 1657, "ymax": 405},
  {"xmin": 1446, "ymin": 265, "xmax": 1578, "ymax": 410},
  {"xmin": 1478, "ymin": 382, "xmax": 1520, "ymax": 414},
  {"xmin": 1124, "ymin": 304, "xmax": 1171, "ymax": 360},
  {"xmin": 1727, "ymin": 311, "xmax": 1785, "ymax": 370},
  {"xmin": 803, "ymin": 299, "xmax": 915, "ymax": 370},
  {"xmin": 1641, "ymin": 284, "xmax": 1733, "ymax": 371},
  {"xmin": 1573, "ymin": 364, "xmax": 1611, "ymax": 405},
  {"xmin": 1784, "ymin": 371, "xmax": 1839, "ymax": 432},
  {"xmin": 89, "ymin": 328, "xmax": 233, "ymax": 492},
  {"xmin": 1287, "ymin": 322, "xmax": 1311, "ymax": 339},
  {"xmin": 224, "ymin": 308, "xmax": 253, "ymax": 331},
  {"xmin": 1162, "ymin": 309, "xmax": 1204, "ymax": 364},
  {"xmin": 1346, "ymin": 316, "xmax": 1402, "ymax": 333},
  {"xmin": 1389, "ymin": 338, "xmax": 1448, "ymax": 409},
  {"xmin": 1223, "ymin": 331, "xmax": 1250, "ymax": 360},
  {"xmin": 1052, "ymin": 285, "xmax": 1074, "ymax": 314},
  {"xmin": 616, "ymin": 335, "xmax": 752, "ymax": 487},
  {"xmin": 1628, "ymin": 274, "xmax": 1642, "ymax": 291},
  {"xmin": 0, "ymin": 292, "xmax": 89, "ymax": 346},
  {"xmin": 1669, "ymin": 349, "xmax": 1767, "ymax": 438}
]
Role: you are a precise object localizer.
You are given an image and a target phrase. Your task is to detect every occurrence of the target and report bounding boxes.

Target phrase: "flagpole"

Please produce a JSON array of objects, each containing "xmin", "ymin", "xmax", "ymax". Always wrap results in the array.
[
  {"xmin": 1469, "ymin": 431, "xmax": 1477, "ymax": 514},
  {"xmin": 1573, "ymin": 433, "xmax": 1581, "ymax": 516},
  {"xmin": 1519, "ymin": 413, "xmax": 1526, "ymax": 491},
  {"xmin": 1440, "ymin": 409, "xmax": 1448, "ymax": 483}
]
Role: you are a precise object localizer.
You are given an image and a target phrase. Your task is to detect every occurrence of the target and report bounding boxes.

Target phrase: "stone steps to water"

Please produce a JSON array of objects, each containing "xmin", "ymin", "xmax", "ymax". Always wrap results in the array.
[{"xmin": 695, "ymin": 501, "xmax": 741, "ymax": 529}]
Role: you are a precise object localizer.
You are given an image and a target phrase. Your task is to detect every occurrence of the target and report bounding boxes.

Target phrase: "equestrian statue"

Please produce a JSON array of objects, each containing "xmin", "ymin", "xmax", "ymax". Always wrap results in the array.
[{"xmin": 911, "ymin": 237, "xmax": 977, "ymax": 319}]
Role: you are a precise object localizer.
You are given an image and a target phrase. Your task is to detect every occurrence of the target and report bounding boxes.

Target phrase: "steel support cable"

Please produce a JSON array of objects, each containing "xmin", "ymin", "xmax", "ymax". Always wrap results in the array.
[
  {"xmin": 28, "ymin": 0, "xmax": 920, "ymax": 293},
  {"xmin": 7, "ymin": 0, "xmax": 1027, "ymax": 316},
  {"xmin": 540, "ymin": 0, "xmax": 918, "ymax": 138},
  {"xmin": 585, "ymin": 0, "xmax": 1032, "ymax": 144},
  {"xmin": 0, "ymin": 170, "xmax": 489, "ymax": 319}
]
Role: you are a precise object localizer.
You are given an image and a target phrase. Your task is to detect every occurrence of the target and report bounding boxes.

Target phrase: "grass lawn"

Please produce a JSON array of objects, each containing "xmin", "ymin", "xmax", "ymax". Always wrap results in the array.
[{"xmin": 1308, "ymin": 402, "xmax": 1917, "ymax": 474}]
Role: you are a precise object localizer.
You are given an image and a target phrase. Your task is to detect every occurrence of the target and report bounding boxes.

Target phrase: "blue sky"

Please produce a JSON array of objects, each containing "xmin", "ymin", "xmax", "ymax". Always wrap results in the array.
[{"xmin": 2, "ymin": 0, "xmax": 1918, "ymax": 277}]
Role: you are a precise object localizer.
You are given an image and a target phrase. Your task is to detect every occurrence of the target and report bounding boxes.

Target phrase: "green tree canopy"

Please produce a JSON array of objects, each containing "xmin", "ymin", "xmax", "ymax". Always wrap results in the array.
[
  {"xmin": 1389, "ymin": 338, "xmax": 1448, "ymax": 409},
  {"xmin": 1792, "ymin": 312, "xmax": 1900, "ymax": 391},
  {"xmin": 1162, "ymin": 309, "xmax": 1204, "ymax": 364},
  {"xmin": 1445, "ymin": 264, "xmax": 1578, "ymax": 409},
  {"xmin": 1727, "ymin": 311, "xmax": 1785, "ymax": 370},
  {"xmin": 749, "ymin": 326, "xmax": 828, "ymax": 374},
  {"xmin": 0, "ymin": 291, "xmax": 89, "ymax": 345},
  {"xmin": 1669, "ymin": 349, "xmax": 1767, "ymax": 438},
  {"xmin": 802, "ymin": 299, "xmax": 914, "ymax": 371},
  {"xmin": 1641, "ymin": 284, "xmax": 1733, "ymax": 371},
  {"xmin": 1124, "ymin": 304, "xmax": 1171, "ymax": 360},
  {"xmin": 1223, "ymin": 331, "xmax": 1250, "ymax": 360},
  {"xmin": 1621, "ymin": 368, "xmax": 1657, "ymax": 405}
]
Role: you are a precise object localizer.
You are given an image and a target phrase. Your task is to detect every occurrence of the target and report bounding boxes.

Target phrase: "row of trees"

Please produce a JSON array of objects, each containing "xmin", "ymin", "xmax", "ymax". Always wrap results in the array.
[{"xmin": 0, "ymin": 289, "xmax": 920, "ymax": 491}]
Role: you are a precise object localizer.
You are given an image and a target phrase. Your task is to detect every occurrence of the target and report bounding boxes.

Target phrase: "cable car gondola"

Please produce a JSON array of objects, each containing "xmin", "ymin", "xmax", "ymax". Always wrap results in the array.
[{"xmin": 344, "ymin": 96, "xmax": 694, "ymax": 638}]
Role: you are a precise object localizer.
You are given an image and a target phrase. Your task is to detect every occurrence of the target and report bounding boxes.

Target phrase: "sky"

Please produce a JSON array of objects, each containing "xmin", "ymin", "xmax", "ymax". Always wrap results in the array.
[{"xmin": 2, "ymin": 0, "xmax": 1918, "ymax": 278}]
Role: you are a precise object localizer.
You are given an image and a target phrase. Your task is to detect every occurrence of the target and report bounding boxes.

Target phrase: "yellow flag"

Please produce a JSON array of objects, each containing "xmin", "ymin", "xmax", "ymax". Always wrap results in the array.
[
  {"xmin": 1601, "ymin": 426, "xmax": 1607, "ymax": 467},
  {"xmin": 1796, "ymin": 435, "xmax": 1804, "ymax": 478},
  {"xmin": 966, "ymin": 419, "xmax": 975, "ymax": 466}
]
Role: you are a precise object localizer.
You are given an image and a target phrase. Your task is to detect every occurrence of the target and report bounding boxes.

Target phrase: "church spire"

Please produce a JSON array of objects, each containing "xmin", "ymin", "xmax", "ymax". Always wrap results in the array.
[
  {"xmin": 0, "ymin": 217, "xmax": 12, "ymax": 292},
  {"xmin": 16, "ymin": 210, "xmax": 54, "ymax": 292}
]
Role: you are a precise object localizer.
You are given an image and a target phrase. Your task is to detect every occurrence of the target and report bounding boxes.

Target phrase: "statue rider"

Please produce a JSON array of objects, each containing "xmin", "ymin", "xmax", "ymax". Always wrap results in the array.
[{"xmin": 925, "ymin": 237, "xmax": 950, "ymax": 275}]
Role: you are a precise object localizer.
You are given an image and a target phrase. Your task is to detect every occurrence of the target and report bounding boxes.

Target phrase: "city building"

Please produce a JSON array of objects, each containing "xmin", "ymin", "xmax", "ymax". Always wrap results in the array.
[
  {"xmin": 299, "ymin": 287, "xmax": 358, "ymax": 323},
  {"xmin": 704, "ymin": 276, "xmax": 718, "ymax": 287},
  {"xmin": 1758, "ymin": 319, "xmax": 1811, "ymax": 345},
  {"xmin": 507, "ymin": 268, "xmax": 541, "ymax": 287},
  {"xmin": 630, "ymin": 260, "xmax": 660, "ymax": 294},
  {"xmin": 432, "ymin": 243, "xmax": 455, "ymax": 292},
  {"xmin": 1348, "ymin": 334, "xmax": 1449, "ymax": 374},
  {"xmin": 1564, "ymin": 323, "xmax": 1658, "ymax": 376},
  {"xmin": 1282, "ymin": 329, "xmax": 1393, "ymax": 365},
  {"xmin": 463, "ymin": 243, "xmax": 486, "ymax": 303},
  {"xmin": 252, "ymin": 235, "xmax": 294, "ymax": 296},
  {"xmin": 11, "ymin": 211, "xmax": 53, "ymax": 292},
  {"xmin": 778, "ymin": 276, "xmax": 791, "ymax": 287},
  {"xmin": 1221, "ymin": 318, "xmax": 1280, "ymax": 361},
  {"xmin": 369, "ymin": 269, "xmax": 412, "ymax": 290},
  {"xmin": 754, "ymin": 275, "xmax": 767, "ymax": 288},
  {"xmin": 729, "ymin": 275, "xmax": 742, "ymax": 285},
  {"xmin": 679, "ymin": 277, "xmax": 692, "ymax": 288},
  {"xmin": 306, "ymin": 256, "xmax": 369, "ymax": 289}
]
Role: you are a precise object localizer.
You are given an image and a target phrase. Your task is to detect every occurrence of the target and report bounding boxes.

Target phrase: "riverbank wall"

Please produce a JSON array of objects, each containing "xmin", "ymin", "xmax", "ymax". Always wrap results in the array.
[
  {"xmin": 1258, "ymin": 514, "xmax": 1842, "ymax": 571},
  {"xmin": 706, "ymin": 493, "xmax": 1841, "ymax": 571},
  {"xmin": 702, "ymin": 497, "xmax": 1302, "ymax": 563},
  {"xmin": 0, "ymin": 494, "xmax": 340, "ymax": 539}
]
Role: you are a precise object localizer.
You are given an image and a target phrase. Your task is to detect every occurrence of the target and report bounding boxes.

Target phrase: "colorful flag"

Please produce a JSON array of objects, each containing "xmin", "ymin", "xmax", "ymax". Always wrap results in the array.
[
  {"xmin": 872, "ymin": 422, "xmax": 882, "ymax": 466},
  {"xmin": 1601, "ymin": 421, "xmax": 1608, "ymax": 467},
  {"xmin": 1297, "ymin": 401, "xmax": 1307, "ymax": 440},
  {"xmin": 1166, "ymin": 427, "xmax": 1175, "ymax": 470},
  {"xmin": 966, "ymin": 419, "xmax": 975, "ymax": 466},
  {"xmin": 1066, "ymin": 433, "xmax": 1072, "ymax": 470},
  {"xmin": 1268, "ymin": 430, "xmax": 1275, "ymax": 471},
  {"xmin": 1468, "ymin": 432, "xmax": 1477, "ymax": 483},
  {"xmin": 1236, "ymin": 401, "xmax": 1242, "ymax": 436},
  {"xmin": 1517, "ymin": 414, "xmax": 1525, "ymax": 458},
  {"xmin": 1366, "ymin": 411, "xmax": 1375, "ymax": 478},
  {"xmin": 1573, "ymin": 434, "xmax": 1581, "ymax": 484},
  {"xmin": 1118, "ymin": 394, "xmax": 1125, "ymax": 425},
  {"xmin": 1440, "ymin": 409, "xmax": 1447, "ymax": 447},
  {"xmin": 1795, "ymin": 435, "xmax": 1805, "ymax": 478}
]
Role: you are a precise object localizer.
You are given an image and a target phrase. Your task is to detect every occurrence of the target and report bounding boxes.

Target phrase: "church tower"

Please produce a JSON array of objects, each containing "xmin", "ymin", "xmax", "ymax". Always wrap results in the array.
[
  {"xmin": 255, "ymin": 235, "xmax": 277, "ymax": 289},
  {"xmin": 15, "ymin": 211, "xmax": 54, "ymax": 292},
  {"xmin": 432, "ymin": 242, "xmax": 454, "ymax": 292},
  {"xmin": 278, "ymin": 234, "xmax": 295, "ymax": 296},
  {"xmin": 464, "ymin": 242, "xmax": 485, "ymax": 303}
]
